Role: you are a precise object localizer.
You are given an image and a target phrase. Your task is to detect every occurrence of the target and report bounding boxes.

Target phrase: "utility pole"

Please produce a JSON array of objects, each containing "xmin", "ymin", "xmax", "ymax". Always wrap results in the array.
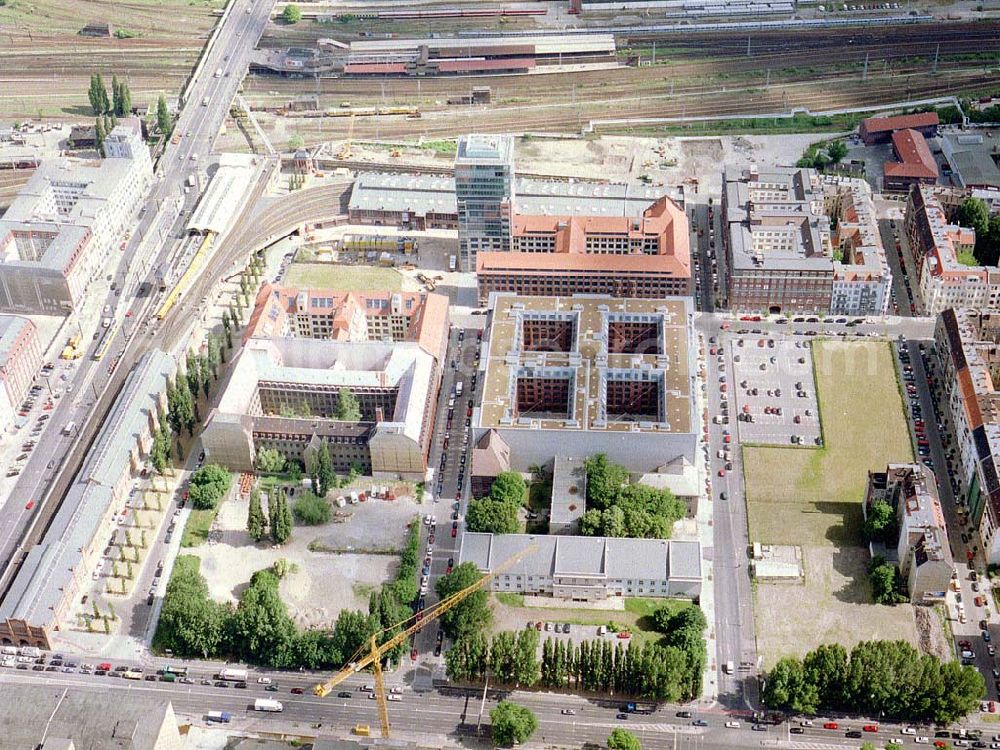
[
  {"xmin": 933, "ymin": 43, "xmax": 940, "ymax": 74},
  {"xmin": 746, "ymin": 34, "xmax": 751, "ymax": 56},
  {"xmin": 765, "ymin": 68, "xmax": 770, "ymax": 87},
  {"xmin": 476, "ymin": 673, "xmax": 490, "ymax": 735},
  {"xmin": 863, "ymin": 52, "xmax": 869, "ymax": 82},
  {"xmin": 652, "ymin": 41, "xmax": 656, "ymax": 65}
]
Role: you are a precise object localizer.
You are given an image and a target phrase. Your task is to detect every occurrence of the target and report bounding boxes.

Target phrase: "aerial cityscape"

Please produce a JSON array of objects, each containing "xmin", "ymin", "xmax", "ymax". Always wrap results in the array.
[{"xmin": 0, "ymin": 0, "xmax": 999, "ymax": 748}]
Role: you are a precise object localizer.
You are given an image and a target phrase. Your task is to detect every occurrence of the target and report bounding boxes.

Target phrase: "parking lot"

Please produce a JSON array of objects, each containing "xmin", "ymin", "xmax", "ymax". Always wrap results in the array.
[{"xmin": 727, "ymin": 336, "xmax": 821, "ymax": 447}]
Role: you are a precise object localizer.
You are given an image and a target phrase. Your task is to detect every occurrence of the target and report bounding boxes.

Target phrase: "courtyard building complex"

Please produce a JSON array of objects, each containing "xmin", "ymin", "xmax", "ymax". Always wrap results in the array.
[
  {"xmin": 723, "ymin": 166, "xmax": 890, "ymax": 315},
  {"xmin": 471, "ymin": 293, "xmax": 699, "ymax": 498},
  {"xmin": 934, "ymin": 309, "xmax": 1000, "ymax": 564},
  {"xmin": 203, "ymin": 287, "xmax": 449, "ymax": 480},
  {"xmin": 0, "ymin": 118, "xmax": 152, "ymax": 314},
  {"xmin": 904, "ymin": 185, "xmax": 1000, "ymax": 315}
]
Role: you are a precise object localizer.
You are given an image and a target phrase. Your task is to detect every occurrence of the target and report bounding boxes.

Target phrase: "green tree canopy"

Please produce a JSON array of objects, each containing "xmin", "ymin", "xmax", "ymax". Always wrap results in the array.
[
  {"xmin": 334, "ymin": 387, "xmax": 362, "ymax": 421},
  {"xmin": 435, "ymin": 562, "xmax": 491, "ymax": 639},
  {"xmin": 826, "ymin": 140, "xmax": 848, "ymax": 164},
  {"xmin": 584, "ymin": 453, "xmax": 630, "ymax": 509},
  {"xmin": 282, "ymin": 3, "xmax": 302, "ymax": 23},
  {"xmin": 156, "ymin": 94, "xmax": 172, "ymax": 137},
  {"xmin": 489, "ymin": 471, "xmax": 526, "ymax": 505},
  {"xmin": 188, "ymin": 464, "xmax": 232, "ymax": 510},
  {"xmin": 247, "ymin": 487, "xmax": 266, "ymax": 541},
  {"xmin": 957, "ymin": 196, "xmax": 990, "ymax": 239},
  {"xmin": 466, "ymin": 496, "xmax": 519, "ymax": 534},
  {"xmin": 608, "ymin": 729, "xmax": 642, "ymax": 750},
  {"xmin": 490, "ymin": 701, "xmax": 538, "ymax": 747},
  {"xmin": 863, "ymin": 499, "xmax": 894, "ymax": 542},
  {"xmin": 256, "ymin": 447, "xmax": 286, "ymax": 474}
]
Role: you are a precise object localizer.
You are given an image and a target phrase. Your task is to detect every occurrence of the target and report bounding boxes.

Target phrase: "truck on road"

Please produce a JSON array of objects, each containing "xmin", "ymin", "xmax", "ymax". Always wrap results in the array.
[
  {"xmin": 207, "ymin": 711, "xmax": 232, "ymax": 723},
  {"xmin": 253, "ymin": 698, "xmax": 283, "ymax": 712},
  {"xmin": 218, "ymin": 668, "xmax": 248, "ymax": 682}
]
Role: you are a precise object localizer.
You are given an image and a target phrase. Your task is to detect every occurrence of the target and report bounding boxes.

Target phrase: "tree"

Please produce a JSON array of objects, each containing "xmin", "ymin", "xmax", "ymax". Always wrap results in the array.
[
  {"xmin": 206, "ymin": 335, "xmax": 221, "ymax": 378},
  {"xmin": 288, "ymin": 133, "xmax": 305, "ymax": 150},
  {"xmin": 282, "ymin": 3, "xmax": 302, "ymax": 23},
  {"xmin": 270, "ymin": 493, "xmax": 293, "ymax": 545},
  {"xmin": 94, "ymin": 116, "xmax": 107, "ymax": 156},
  {"xmin": 167, "ymin": 373, "xmax": 196, "ymax": 436},
  {"xmin": 334, "ymin": 387, "xmax": 362, "ymax": 421},
  {"xmin": 864, "ymin": 499, "xmax": 894, "ymax": 542},
  {"xmin": 156, "ymin": 94, "xmax": 172, "ymax": 137},
  {"xmin": 256, "ymin": 448, "xmax": 286, "ymax": 474},
  {"xmin": 466, "ymin": 496, "xmax": 519, "ymax": 534},
  {"xmin": 185, "ymin": 351, "xmax": 201, "ymax": 398},
  {"xmin": 435, "ymin": 563, "xmax": 491, "ymax": 639},
  {"xmin": 490, "ymin": 701, "xmax": 538, "ymax": 747},
  {"xmin": 608, "ymin": 729, "xmax": 642, "ymax": 750},
  {"xmin": 88, "ymin": 74, "xmax": 110, "ymax": 115},
  {"xmin": 293, "ymin": 491, "xmax": 331, "ymax": 525},
  {"xmin": 228, "ymin": 570, "xmax": 297, "ymax": 667},
  {"xmin": 957, "ymin": 197, "xmax": 990, "ymax": 241},
  {"xmin": 197, "ymin": 352, "xmax": 212, "ymax": 399},
  {"xmin": 763, "ymin": 656, "xmax": 818, "ymax": 714},
  {"xmin": 154, "ymin": 556, "xmax": 228, "ymax": 658},
  {"xmin": 584, "ymin": 453, "xmax": 629, "ymax": 509},
  {"xmin": 247, "ymin": 488, "xmax": 266, "ymax": 541},
  {"xmin": 188, "ymin": 464, "xmax": 232, "ymax": 510},
  {"xmin": 489, "ymin": 472, "xmax": 526, "ymax": 505},
  {"xmin": 826, "ymin": 140, "xmax": 848, "ymax": 164},
  {"xmin": 316, "ymin": 440, "xmax": 335, "ymax": 497}
]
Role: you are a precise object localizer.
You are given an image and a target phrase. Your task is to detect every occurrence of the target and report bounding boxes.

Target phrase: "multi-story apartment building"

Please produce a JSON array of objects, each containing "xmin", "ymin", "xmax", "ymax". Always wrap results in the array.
[
  {"xmin": 724, "ymin": 166, "xmax": 833, "ymax": 313},
  {"xmin": 459, "ymin": 532, "xmax": 702, "ymax": 601},
  {"xmin": 905, "ymin": 185, "xmax": 1000, "ymax": 315},
  {"xmin": 864, "ymin": 463, "xmax": 953, "ymax": 603},
  {"xmin": 455, "ymin": 134, "xmax": 515, "ymax": 271},
  {"xmin": 245, "ymin": 285, "xmax": 450, "ymax": 366},
  {"xmin": 934, "ymin": 309, "xmax": 1000, "ymax": 564},
  {"xmin": 0, "ymin": 118, "xmax": 152, "ymax": 314},
  {"xmin": 0, "ymin": 315, "xmax": 42, "ymax": 433},
  {"xmin": 0, "ymin": 350, "xmax": 174, "ymax": 648},
  {"xmin": 476, "ymin": 196, "xmax": 692, "ymax": 302},
  {"xmin": 825, "ymin": 176, "xmax": 892, "ymax": 316}
]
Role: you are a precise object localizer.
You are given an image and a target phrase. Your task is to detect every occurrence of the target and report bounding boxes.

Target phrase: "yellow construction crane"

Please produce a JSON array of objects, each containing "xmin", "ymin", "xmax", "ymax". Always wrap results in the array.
[
  {"xmin": 313, "ymin": 543, "xmax": 536, "ymax": 738},
  {"xmin": 337, "ymin": 112, "xmax": 355, "ymax": 160}
]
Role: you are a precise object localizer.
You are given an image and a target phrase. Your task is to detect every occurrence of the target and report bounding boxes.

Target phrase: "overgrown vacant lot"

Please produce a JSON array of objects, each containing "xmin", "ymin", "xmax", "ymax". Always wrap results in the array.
[
  {"xmin": 745, "ymin": 340, "xmax": 924, "ymax": 665},
  {"xmin": 745, "ymin": 340, "xmax": 914, "ymax": 547},
  {"xmin": 0, "ymin": 0, "xmax": 222, "ymax": 118}
]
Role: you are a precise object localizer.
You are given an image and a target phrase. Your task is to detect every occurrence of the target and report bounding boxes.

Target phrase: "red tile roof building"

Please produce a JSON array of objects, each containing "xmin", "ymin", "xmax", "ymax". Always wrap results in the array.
[
  {"xmin": 476, "ymin": 196, "xmax": 692, "ymax": 302},
  {"xmin": 859, "ymin": 112, "xmax": 940, "ymax": 145},
  {"xmin": 883, "ymin": 129, "xmax": 939, "ymax": 192}
]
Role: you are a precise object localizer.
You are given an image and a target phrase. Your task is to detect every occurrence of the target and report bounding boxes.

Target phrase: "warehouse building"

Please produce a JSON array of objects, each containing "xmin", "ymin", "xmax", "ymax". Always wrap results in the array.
[
  {"xmin": 864, "ymin": 463, "xmax": 952, "ymax": 603},
  {"xmin": 941, "ymin": 132, "xmax": 1000, "ymax": 190},
  {"xmin": 859, "ymin": 111, "xmax": 939, "ymax": 146},
  {"xmin": 904, "ymin": 185, "xmax": 1000, "ymax": 314},
  {"xmin": 471, "ymin": 294, "xmax": 698, "ymax": 496},
  {"xmin": 883, "ymin": 128, "xmax": 939, "ymax": 192},
  {"xmin": 0, "ymin": 315, "xmax": 42, "ymax": 435},
  {"xmin": 0, "ymin": 350, "xmax": 175, "ymax": 648},
  {"xmin": 0, "ymin": 119, "xmax": 152, "ymax": 314},
  {"xmin": 934, "ymin": 309, "xmax": 1000, "ymax": 565},
  {"xmin": 459, "ymin": 532, "xmax": 702, "ymax": 601}
]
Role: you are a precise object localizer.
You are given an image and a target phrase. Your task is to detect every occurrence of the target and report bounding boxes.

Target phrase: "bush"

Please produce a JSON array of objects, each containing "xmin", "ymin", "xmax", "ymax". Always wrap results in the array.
[
  {"xmin": 292, "ymin": 491, "xmax": 331, "ymax": 525},
  {"xmin": 187, "ymin": 464, "xmax": 232, "ymax": 510}
]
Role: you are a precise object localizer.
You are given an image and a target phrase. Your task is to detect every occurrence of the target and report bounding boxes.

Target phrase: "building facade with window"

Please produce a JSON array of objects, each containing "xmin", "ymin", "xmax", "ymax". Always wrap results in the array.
[
  {"xmin": 934, "ymin": 308, "xmax": 1000, "ymax": 564},
  {"xmin": 455, "ymin": 134, "xmax": 515, "ymax": 271},
  {"xmin": 0, "ymin": 315, "xmax": 42, "ymax": 434},
  {"xmin": 0, "ymin": 119, "xmax": 152, "ymax": 314},
  {"xmin": 459, "ymin": 532, "xmax": 702, "ymax": 601}
]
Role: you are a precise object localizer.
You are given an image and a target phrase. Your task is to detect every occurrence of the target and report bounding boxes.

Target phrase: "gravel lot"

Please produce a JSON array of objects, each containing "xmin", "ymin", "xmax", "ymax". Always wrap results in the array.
[{"xmin": 191, "ymin": 486, "xmax": 423, "ymax": 628}]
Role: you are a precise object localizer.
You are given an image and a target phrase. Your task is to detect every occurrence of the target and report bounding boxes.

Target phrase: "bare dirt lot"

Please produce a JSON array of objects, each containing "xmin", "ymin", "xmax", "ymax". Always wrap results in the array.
[
  {"xmin": 754, "ymin": 546, "xmax": 927, "ymax": 667},
  {"xmin": 190, "ymin": 485, "xmax": 421, "ymax": 628}
]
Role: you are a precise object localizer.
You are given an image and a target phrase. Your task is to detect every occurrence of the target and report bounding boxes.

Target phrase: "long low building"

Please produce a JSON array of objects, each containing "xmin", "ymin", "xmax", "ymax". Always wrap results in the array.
[
  {"xmin": 0, "ymin": 350, "xmax": 175, "ymax": 648},
  {"xmin": 347, "ymin": 171, "xmax": 684, "ymax": 232},
  {"xmin": 459, "ymin": 532, "xmax": 702, "ymax": 601}
]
